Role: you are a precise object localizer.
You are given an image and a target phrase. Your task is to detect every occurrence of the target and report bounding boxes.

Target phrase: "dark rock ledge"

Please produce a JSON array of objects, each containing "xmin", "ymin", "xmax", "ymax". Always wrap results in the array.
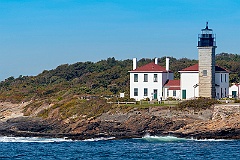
[{"xmin": 0, "ymin": 104, "xmax": 240, "ymax": 140}]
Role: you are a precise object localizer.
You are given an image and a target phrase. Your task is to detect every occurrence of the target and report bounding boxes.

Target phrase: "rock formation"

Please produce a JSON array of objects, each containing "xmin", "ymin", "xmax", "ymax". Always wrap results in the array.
[{"xmin": 0, "ymin": 102, "xmax": 240, "ymax": 140}]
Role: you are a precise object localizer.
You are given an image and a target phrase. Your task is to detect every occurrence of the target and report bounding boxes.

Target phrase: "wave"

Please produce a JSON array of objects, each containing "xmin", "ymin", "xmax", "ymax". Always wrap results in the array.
[
  {"xmin": 0, "ymin": 135, "xmax": 233, "ymax": 143},
  {"xmin": 82, "ymin": 137, "xmax": 115, "ymax": 142},
  {"xmin": 192, "ymin": 138, "xmax": 233, "ymax": 142},
  {"xmin": 0, "ymin": 136, "xmax": 116, "ymax": 143},
  {"xmin": 142, "ymin": 135, "xmax": 233, "ymax": 142},
  {"xmin": 142, "ymin": 135, "xmax": 187, "ymax": 142},
  {"xmin": 0, "ymin": 136, "xmax": 73, "ymax": 143}
]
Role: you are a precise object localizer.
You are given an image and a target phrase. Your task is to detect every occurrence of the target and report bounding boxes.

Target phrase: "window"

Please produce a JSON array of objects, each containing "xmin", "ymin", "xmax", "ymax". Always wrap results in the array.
[
  {"xmin": 153, "ymin": 74, "xmax": 158, "ymax": 82},
  {"xmin": 203, "ymin": 70, "xmax": 207, "ymax": 76},
  {"xmin": 173, "ymin": 90, "xmax": 176, "ymax": 96},
  {"xmin": 221, "ymin": 88, "xmax": 223, "ymax": 98},
  {"xmin": 221, "ymin": 74, "xmax": 222, "ymax": 82},
  {"xmin": 134, "ymin": 88, "xmax": 138, "ymax": 96},
  {"xmin": 144, "ymin": 74, "xmax": 148, "ymax": 82},
  {"xmin": 144, "ymin": 88, "xmax": 148, "ymax": 96},
  {"xmin": 134, "ymin": 74, "xmax": 138, "ymax": 82},
  {"xmin": 167, "ymin": 90, "xmax": 169, "ymax": 97},
  {"xmin": 225, "ymin": 74, "xmax": 227, "ymax": 82},
  {"xmin": 225, "ymin": 88, "xmax": 226, "ymax": 97}
]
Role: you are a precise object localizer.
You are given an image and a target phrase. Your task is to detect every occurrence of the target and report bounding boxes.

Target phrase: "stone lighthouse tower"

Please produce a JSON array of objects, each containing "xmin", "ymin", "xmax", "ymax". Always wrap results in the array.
[{"xmin": 198, "ymin": 22, "xmax": 216, "ymax": 98}]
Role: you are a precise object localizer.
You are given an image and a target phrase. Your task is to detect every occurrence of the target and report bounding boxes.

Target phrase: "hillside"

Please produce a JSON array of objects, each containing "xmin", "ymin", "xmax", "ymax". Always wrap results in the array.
[
  {"xmin": 0, "ymin": 53, "xmax": 239, "ymax": 104},
  {"xmin": 0, "ymin": 53, "xmax": 239, "ymax": 139}
]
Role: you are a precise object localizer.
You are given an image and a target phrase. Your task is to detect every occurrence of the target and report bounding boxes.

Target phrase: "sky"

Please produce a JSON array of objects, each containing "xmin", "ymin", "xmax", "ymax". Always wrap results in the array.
[{"xmin": 0, "ymin": 0, "xmax": 240, "ymax": 80}]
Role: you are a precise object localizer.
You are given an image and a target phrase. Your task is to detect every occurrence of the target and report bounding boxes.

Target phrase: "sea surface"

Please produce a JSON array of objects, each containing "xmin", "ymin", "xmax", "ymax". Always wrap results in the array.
[{"xmin": 0, "ymin": 135, "xmax": 239, "ymax": 160}]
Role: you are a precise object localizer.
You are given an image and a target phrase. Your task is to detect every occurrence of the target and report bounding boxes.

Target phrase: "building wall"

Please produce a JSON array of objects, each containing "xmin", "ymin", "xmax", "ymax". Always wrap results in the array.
[
  {"xmin": 180, "ymin": 71, "xmax": 229, "ymax": 100},
  {"xmin": 239, "ymin": 85, "xmax": 240, "ymax": 99},
  {"xmin": 215, "ymin": 72, "xmax": 229, "ymax": 99},
  {"xmin": 130, "ymin": 72, "xmax": 173, "ymax": 101},
  {"xmin": 163, "ymin": 88, "xmax": 181, "ymax": 100},
  {"xmin": 198, "ymin": 46, "xmax": 216, "ymax": 98},
  {"xmin": 180, "ymin": 72, "xmax": 199, "ymax": 99}
]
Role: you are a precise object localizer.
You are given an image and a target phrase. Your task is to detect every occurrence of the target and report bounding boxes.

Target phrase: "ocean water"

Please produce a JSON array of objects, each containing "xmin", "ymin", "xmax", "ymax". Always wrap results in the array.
[{"xmin": 0, "ymin": 135, "xmax": 239, "ymax": 160}]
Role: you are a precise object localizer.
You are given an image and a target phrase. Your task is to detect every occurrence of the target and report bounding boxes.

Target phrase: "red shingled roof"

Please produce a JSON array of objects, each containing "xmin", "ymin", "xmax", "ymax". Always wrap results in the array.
[
  {"xmin": 130, "ymin": 62, "xmax": 167, "ymax": 72},
  {"xmin": 231, "ymin": 83, "xmax": 240, "ymax": 87},
  {"xmin": 215, "ymin": 65, "xmax": 229, "ymax": 72},
  {"xmin": 164, "ymin": 80, "xmax": 180, "ymax": 90},
  {"xmin": 165, "ymin": 80, "xmax": 180, "ymax": 87},
  {"xmin": 181, "ymin": 64, "xmax": 198, "ymax": 71},
  {"xmin": 180, "ymin": 64, "xmax": 228, "ymax": 72},
  {"xmin": 168, "ymin": 87, "xmax": 181, "ymax": 90}
]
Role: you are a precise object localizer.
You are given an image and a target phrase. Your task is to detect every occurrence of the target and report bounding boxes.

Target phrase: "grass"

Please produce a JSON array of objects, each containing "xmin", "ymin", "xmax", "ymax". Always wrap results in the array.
[
  {"xmin": 36, "ymin": 97, "xmax": 113, "ymax": 120},
  {"xmin": 25, "ymin": 96, "xmax": 222, "ymax": 121}
]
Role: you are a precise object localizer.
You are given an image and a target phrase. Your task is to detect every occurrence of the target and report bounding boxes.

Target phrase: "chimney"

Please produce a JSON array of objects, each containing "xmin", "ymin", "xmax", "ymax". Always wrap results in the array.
[
  {"xmin": 133, "ymin": 58, "xmax": 137, "ymax": 70},
  {"xmin": 154, "ymin": 57, "xmax": 158, "ymax": 64},
  {"xmin": 166, "ymin": 57, "xmax": 169, "ymax": 71}
]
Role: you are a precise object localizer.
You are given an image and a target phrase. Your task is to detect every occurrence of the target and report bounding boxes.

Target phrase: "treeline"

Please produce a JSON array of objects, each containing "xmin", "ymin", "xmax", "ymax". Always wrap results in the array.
[
  {"xmin": 0, "ymin": 53, "xmax": 239, "ymax": 102},
  {"xmin": 215, "ymin": 53, "xmax": 240, "ymax": 82}
]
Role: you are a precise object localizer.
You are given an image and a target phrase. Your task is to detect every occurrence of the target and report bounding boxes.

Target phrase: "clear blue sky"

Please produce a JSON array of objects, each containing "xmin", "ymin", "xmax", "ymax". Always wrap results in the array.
[{"xmin": 0, "ymin": 0, "xmax": 240, "ymax": 80}]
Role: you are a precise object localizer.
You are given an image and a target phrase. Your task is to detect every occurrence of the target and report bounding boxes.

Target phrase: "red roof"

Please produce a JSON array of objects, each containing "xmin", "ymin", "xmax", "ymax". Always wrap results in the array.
[
  {"xmin": 231, "ymin": 83, "xmax": 240, "ymax": 87},
  {"xmin": 180, "ymin": 64, "xmax": 228, "ymax": 72},
  {"xmin": 130, "ymin": 62, "xmax": 168, "ymax": 72},
  {"xmin": 168, "ymin": 87, "xmax": 181, "ymax": 90},
  {"xmin": 181, "ymin": 64, "xmax": 198, "ymax": 71},
  {"xmin": 164, "ymin": 80, "xmax": 180, "ymax": 90},
  {"xmin": 215, "ymin": 65, "xmax": 229, "ymax": 72},
  {"xmin": 165, "ymin": 80, "xmax": 180, "ymax": 87}
]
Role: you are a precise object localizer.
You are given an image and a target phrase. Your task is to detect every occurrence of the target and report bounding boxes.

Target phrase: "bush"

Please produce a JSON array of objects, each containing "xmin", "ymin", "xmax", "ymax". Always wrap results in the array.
[
  {"xmin": 108, "ymin": 96, "xmax": 136, "ymax": 102},
  {"xmin": 177, "ymin": 97, "xmax": 221, "ymax": 111},
  {"xmin": 167, "ymin": 97, "xmax": 177, "ymax": 101},
  {"xmin": 234, "ymin": 99, "xmax": 240, "ymax": 103}
]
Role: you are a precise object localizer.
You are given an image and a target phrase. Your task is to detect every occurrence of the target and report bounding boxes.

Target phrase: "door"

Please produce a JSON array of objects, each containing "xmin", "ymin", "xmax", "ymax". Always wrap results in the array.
[
  {"xmin": 182, "ymin": 90, "xmax": 186, "ymax": 99},
  {"xmin": 153, "ymin": 89, "xmax": 157, "ymax": 99},
  {"xmin": 232, "ymin": 91, "xmax": 237, "ymax": 98}
]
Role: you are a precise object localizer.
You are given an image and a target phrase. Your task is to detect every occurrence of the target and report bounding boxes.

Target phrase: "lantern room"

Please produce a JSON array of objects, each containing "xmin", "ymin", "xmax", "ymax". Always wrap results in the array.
[{"xmin": 198, "ymin": 22, "xmax": 216, "ymax": 47}]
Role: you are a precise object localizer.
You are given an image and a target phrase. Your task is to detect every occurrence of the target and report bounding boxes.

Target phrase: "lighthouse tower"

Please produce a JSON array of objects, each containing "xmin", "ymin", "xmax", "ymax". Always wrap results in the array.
[{"xmin": 198, "ymin": 22, "xmax": 216, "ymax": 98}]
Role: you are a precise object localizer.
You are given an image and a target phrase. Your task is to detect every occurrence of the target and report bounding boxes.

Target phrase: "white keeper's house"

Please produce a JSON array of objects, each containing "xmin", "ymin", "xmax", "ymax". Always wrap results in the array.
[
  {"xmin": 129, "ymin": 23, "xmax": 230, "ymax": 101},
  {"xmin": 129, "ymin": 58, "xmax": 173, "ymax": 101}
]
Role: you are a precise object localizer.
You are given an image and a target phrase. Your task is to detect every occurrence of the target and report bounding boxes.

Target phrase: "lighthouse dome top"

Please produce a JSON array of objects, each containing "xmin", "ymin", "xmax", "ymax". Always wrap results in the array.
[{"xmin": 201, "ymin": 22, "xmax": 213, "ymax": 34}]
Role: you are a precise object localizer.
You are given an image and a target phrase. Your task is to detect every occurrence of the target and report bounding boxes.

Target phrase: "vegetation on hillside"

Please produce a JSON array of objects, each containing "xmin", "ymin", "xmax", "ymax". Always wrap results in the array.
[{"xmin": 0, "ymin": 53, "xmax": 239, "ymax": 104}]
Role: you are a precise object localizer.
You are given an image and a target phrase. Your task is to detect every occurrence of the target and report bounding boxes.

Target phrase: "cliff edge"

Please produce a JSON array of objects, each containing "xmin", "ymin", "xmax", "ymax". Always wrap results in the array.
[{"xmin": 0, "ymin": 101, "xmax": 240, "ymax": 140}]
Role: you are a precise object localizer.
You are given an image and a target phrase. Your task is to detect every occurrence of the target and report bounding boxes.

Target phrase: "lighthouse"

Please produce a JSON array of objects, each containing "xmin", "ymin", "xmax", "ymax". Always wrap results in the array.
[{"xmin": 198, "ymin": 22, "xmax": 217, "ymax": 98}]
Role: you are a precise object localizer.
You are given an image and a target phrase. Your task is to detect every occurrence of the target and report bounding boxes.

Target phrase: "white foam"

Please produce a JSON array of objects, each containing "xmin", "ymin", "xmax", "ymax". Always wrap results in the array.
[
  {"xmin": 141, "ymin": 135, "xmax": 234, "ymax": 142},
  {"xmin": 191, "ymin": 138, "xmax": 233, "ymax": 142},
  {"xmin": 82, "ymin": 137, "xmax": 115, "ymax": 142},
  {"xmin": 0, "ymin": 136, "xmax": 73, "ymax": 143},
  {"xmin": 142, "ymin": 134, "xmax": 187, "ymax": 142}
]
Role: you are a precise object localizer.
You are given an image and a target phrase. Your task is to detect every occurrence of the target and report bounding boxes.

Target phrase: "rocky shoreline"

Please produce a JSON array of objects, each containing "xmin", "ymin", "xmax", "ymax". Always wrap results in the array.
[{"xmin": 0, "ymin": 102, "xmax": 240, "ymax": 140}]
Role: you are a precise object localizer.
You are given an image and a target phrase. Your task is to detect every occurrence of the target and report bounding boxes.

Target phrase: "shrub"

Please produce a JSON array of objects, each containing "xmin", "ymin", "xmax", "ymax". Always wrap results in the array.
[
  {"xmin": 234, "ymin": 99, "xmax": 240, "ymax": 103},
  {"xmin": 177, "ymin": 97, "xmax": 221, "ymax": 111},
  {"xmin": 167, "ymin": 97, "xmax": 177, "ymax": 101}
]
